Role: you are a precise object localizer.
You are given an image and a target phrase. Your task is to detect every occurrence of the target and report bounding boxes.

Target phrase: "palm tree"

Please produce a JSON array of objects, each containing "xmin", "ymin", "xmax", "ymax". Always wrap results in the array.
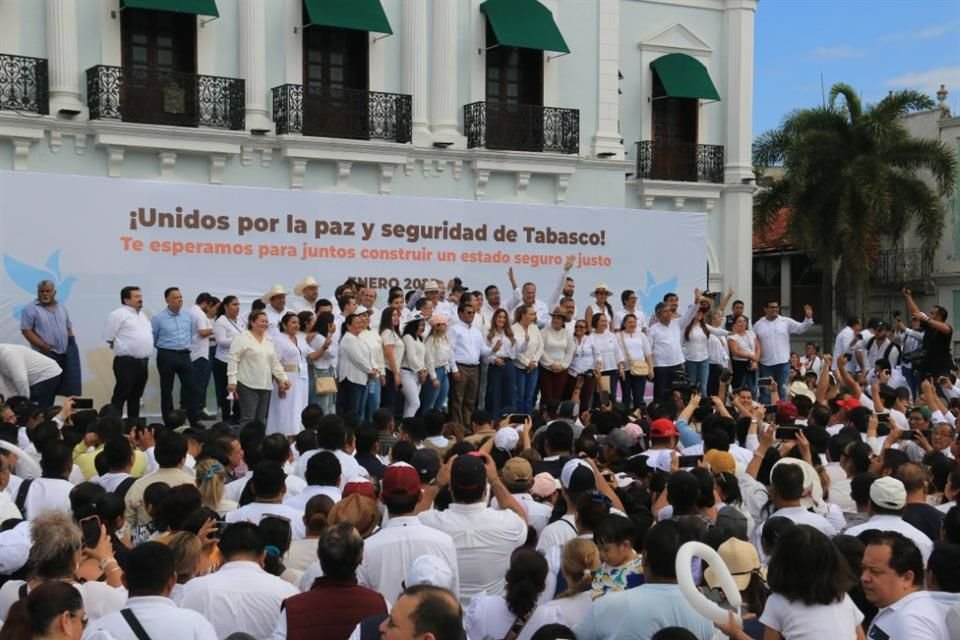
[{"xmin": 753, "ymin": 83, "xmax": 957, "ymax": 347}]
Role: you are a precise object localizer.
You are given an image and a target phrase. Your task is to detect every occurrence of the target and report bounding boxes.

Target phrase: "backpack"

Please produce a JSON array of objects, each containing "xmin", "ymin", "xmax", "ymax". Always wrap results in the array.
[
  {"xmin": 865, "ymin": 337, "xmax": 900, "ymax": 365},
  {"xmin": 114, "ymin": 476, "xmax": 137, "ymax": 500},
  {"xmin": 14, "ymin": 479, "xmax": 33, "ymax": 518}
]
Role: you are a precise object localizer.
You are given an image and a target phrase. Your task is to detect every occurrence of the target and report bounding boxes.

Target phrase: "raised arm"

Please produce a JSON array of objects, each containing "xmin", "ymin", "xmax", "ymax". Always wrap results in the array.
[
  {"xmin": 550, "ymin": 255, "xmax": 576, "ymax": 307},
  {"xmin": 718, "ymin": 287, "xmax": 735, "ymax": 313},
  {"xmin": 903, "ymin": 288, "xmax": 951, "ymax": 335},
  {"xmin": 816, "ymin": 353, "xmax": 833, "ymax": 406},
  {"xmin": 835, "ymin": 354, "xmax": 863, "ymax": 398}
]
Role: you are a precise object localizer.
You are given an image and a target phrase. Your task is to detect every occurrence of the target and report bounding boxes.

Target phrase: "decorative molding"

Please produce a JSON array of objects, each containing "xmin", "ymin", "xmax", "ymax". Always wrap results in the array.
[
  {"xmin": 634, "ymin": 178, "xmax": 723, "ymax": 212},
  {"xmin": 49, "ymin": 130, "xmax": 62, "ymax": 153},
  {"xmin": 336, "ymin": 160, "xmax": 352, "ymax": 189},
  {"xmin": 404, "ymin": 157, "xmax": 415, "ymax": 176},
  {"xmin": 240, "ymin": 146, "xmax": 253, "ymax": 166},
  {"xmin": 209, "ymin": 154, "xmax": 226, "ymax": 184},
  {"xmin": 673, "ymin": 196, "xmax": 685, "ymax": 209},
  {"xmin": 452, "ymin": 159, "xmax": 463, "ymax": 180},
  {"xmin": 158, "ymin": 151, "xmax": 177, "ymax": 179},
  {"xmin": 643, "ymin": 195, "xmax": 655, "ymax": 209},
  {"xmin": 474, "ymin": 168, "xmax": 490, "ymax": 200},
  {"xmin": 516, "ymin": 171, "xmax": 531, "ymax": 197},
  {"xmin": 289, "ymin": 158, "xmax": 307, "ymax": 189},
  {"xmin": 107, "ymin": 146, "xmax": 124, "ymax": 177},
  {"xmin": 422, "ymin": 159, "xmax": 433, "ymax": 178},
  {"xmin": 12, "ymin": 139, "xmax": 32, "ymax": 171},
  {"xmin": 74, "ymin": 133, "xmax": 87, "ymax": 155},
  {"xmin": 638, "ymin": 22, "xmax": 713, "ymax": 56},
  {"xmin": 379, "ymin": 163, "xmax": 396, "ymax": 195},
  {"xmin": 260, "ymin": 148, "xmax": 272, "ymax": 167},
  {"xmin": 556, "ymin": 174, "xmax": 571, "ymax": 204},
  {"xmin": 705, "ymin": 198, "xmax": 717, "ymax": 213}
]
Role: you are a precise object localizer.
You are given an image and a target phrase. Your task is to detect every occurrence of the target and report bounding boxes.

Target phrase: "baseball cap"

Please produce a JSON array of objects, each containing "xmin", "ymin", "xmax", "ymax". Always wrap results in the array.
[
  {"xmin": 870, "ymin": 476, "xmax": 907, "ymax": 510},
  {"xmin": 605, "ymin": 428, "xmax": 634, "ymax": 455},
  {"xmin": 649, "ymin": 418, "xmax": 678, "ymax": 439},
  {"xmin": 502, "ymin": 458, "xmax": 533, "ymax": 485},
  {"xmin": 343, "ymin": 480, "xmax": 377, "ymax": 500},
  {"xmin": 560, "ymin": 458, "xmax": 595, "ymax": 492},
  {"xmin": 530, "ymin": 472, "xmax": 560, "ymax": 498},
  {"xmin": 410, "ymin": 449, "xmax": 441, "ymax": 484},
  {"xmin": 405, "ymin": 555, "xmax": 456, "ymax": 591},
  {"xmin": 910, "ymin": 406, "xmax": 932, "ymax": 421},
  {"xmin": 776, "ymin": 402, "xmax": 799, "ymax": 424},
  {"xmin": 704, "ymin": 538, "xmax": 763, "ymax": 591},
  {"xmin": 451, "ymin": 454, "xmax": 487, "ymax": 493},
  {"xmin": 837, "ymin": 397, "xmax": 861, "ymax": 412},
  {"xmin": 703, "ymin": 450, "xmax": 736, "ymax": 475},
  {"xmin": 494, "ymin": 427, "xmax": 519, "ymax": 452},
  {"xmin": 382, "ymin": 463, "xmax": 422, "ymax": 498}
]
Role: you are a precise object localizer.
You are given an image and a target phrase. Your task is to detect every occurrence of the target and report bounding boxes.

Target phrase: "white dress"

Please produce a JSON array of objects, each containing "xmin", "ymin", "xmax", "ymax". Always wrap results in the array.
[{"xmin": 267, "ymin": 334, "xmax": 312, "ymax": 437}]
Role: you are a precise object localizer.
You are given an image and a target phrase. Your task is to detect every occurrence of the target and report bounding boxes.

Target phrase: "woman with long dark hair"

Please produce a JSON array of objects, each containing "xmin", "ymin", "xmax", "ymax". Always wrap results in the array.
[
  {"xmin": 266, "ymin": 313, "xmax": 314, "ymax": 438},
  {"xmin": 227, "ymin": 309, "xmax": 290, "ymax": 425},
  {"xmin": 513, "ymin": 304, "xmax": 544, "ymax": 415},
  {"xmin": 485, "ymin": 308, "xmax": 517, "ymax": 420},
  {"xmin": 379, "ymin": 307, "xmax": 405, "ymax": 415},
  {"xmin": 682, "ymin": 296, "xmax": 725, "ymax": 396},
  {"xmin": 213, "ymin": 295, "xmax": 243, "ymax": 423},
  {"xmin": 565, "ymin": 319, "xmax": 597, "ymax": 410},
  {"xmin": 0, "ymin": 581, "xmax": 85, "ymax": 640},
  {"xmin": 583, "ymin": 284, "xmax": 615, "ymax": 334},
  {"xmin": 399, "ymin": 316, "xmax": 427, "ymax": 417},
  {"xmin": 590, "ymin": 314, "xmax": 623, "ymax": 402},
  {"xmin": 309, "ymin": 311, "xmax": 338, "ymax": 416},
  {"xmin": 728, "ymin": 314, "xmax": 760, "ymax": 396},
  {"xmin": 617, "ymin": 314, "xmax": 654, "ymax": 409},
  {"xmin": 464, "ymin": 548, "xmax": 549, "ymax": 640}
]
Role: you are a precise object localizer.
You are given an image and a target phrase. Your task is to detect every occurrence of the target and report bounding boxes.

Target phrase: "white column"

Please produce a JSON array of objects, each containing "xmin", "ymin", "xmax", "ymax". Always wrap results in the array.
[
  {"xmin": 719, "ymin": 0, "xmax": 757, "ymax": 310},
  {"xmin": 239, "ymin": 0, "xmax": 271, "ymax": 132},
  {"xmin": 402, "ymin": 0, "xmax": 431, "ymax": 145},
  {"xmin": 592, "ymin": 0, "xmax": 623, "ymax": 159},
  {"xmin": 45, "ymin": 0, "xmax": 84, "ymax": 115},
  {"xmin": 430, "ymin": 0, "xmax": 463, "ymax": 144}
]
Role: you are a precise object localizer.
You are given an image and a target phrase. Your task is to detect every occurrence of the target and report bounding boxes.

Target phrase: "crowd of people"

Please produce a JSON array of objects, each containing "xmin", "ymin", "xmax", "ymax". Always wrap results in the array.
[{"xmin": 0, "ymin": 269, "xmax": 958, "ymax": 640}]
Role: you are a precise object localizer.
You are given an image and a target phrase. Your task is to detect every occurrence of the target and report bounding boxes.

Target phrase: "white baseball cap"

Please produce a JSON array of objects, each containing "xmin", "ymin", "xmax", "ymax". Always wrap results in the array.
[
  {"xmin": 405, "ymin": 555, "xmax": 456, "ymax": 592},
  {"xmin": 493, "ymin": 427, "xmax": 519, "ymax": 452}
]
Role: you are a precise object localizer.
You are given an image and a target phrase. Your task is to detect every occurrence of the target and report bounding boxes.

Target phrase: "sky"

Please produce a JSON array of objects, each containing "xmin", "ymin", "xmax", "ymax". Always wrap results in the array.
[{"xmin": 753, "ymin": 0, "xmax": 960, "ymax": 137}]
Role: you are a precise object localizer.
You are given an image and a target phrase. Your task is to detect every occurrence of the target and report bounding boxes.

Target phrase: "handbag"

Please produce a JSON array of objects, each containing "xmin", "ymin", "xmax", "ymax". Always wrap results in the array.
[
  {"xmin": 620, "ymin": 332, "xmax": 649, "ymax": 376},
  {"xmin": 315, "ymin": 376, "xmax": 338, "ymax": 395}
]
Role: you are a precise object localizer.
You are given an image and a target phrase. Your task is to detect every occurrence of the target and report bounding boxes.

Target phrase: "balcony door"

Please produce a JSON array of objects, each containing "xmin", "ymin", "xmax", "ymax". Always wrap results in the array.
[
  {"xmin": 302, "ymin": 25, "xmax": 369, "ymax": 139},
  {"xmin": 121, "ymin": 8, "xmax": 197, "ymax": 126},
  {"xmin": 651, "ymin": 72, "xmax": 698, "ymax": 181},
  {"xmin": 485, "ymin": 22, "xmax": 543, "ymax": 151}
]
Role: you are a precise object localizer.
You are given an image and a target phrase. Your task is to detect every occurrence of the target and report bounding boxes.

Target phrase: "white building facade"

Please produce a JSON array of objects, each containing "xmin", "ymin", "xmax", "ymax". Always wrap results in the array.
[{"xmin": 0, "ymin": 0, "xmax": 756, "ymax": 303}]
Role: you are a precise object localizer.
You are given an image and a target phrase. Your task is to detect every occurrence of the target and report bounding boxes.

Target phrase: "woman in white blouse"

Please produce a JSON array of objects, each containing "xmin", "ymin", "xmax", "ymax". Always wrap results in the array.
[
  {"xmin": 464, "ymin": 548, "xmax": 549, "ymax": 640},
  {"xmin": 513, "ymin": 304, "xmax": 544, "ymax": 414},
  {"xmin": 422, "ymin": 314, "xmax": 454, "ymax": 412},
  {"xmin": 728, "ymin": 314, "xmax": 761, "ymax": 396},
  {"xmin": 583, "ymin": 283, "xmax": 615, "ymax": 333},
  {"xmin": 682, "ymin": 299, "xmax": 727, "ymax": 396},
  {"xmin": 540, "ymin": 308, "xmax": 575, "ymax": 404},
  {"xmin": 308, "ymin": 311, "xmax": 339, "ymax": 417},
  {"xmin": 267, "ymin": 313, "xmax": 315, "ymax": 438},
  {"xmin": 227, "ymin": 309, "xmax": 289, "ymax": 425},
  {"xmin": 399, "ymin": 316, "xmax": 427, "ymax": 417},
  {"xmin": 590, "ymin": 313, "xmax": 623, "ymax": 401},
  {"xmin": 617, "ymin": 314, "xmax": 655, "ymax": 409},
  {"xmin": 379, "ymin": 307, "xmax": 405, "ymax": 415},
  {"xmin": 566, "ymin": 319, "xmax": 597, "ymax": 410},
  {"xmin": 485, "ymin": 308, "xmax": 517, "ymax": 420},
  {"xmin": 519, "ymin": 539, "xmax": 600, "ymax": 640},
  {"xmin": 614, "ymin": 290, "xmax": 647, "ymax": 331},
  {"xmin": 707, "ymin": 309, "xmax": 732, "ymax": 395},
  {"xmin": 212, "ymin": 295, "xmax": 243, "ymax": 424}
]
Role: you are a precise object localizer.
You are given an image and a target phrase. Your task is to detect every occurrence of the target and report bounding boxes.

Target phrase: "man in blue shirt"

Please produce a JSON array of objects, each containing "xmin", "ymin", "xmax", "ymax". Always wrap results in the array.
[
  {"xmin": 151, "ymin": 286, "xmax": 198, "ymax": 425},
  {"xmin": 19, "ymin": 280, "xmax": 77, "ymax": 405}
]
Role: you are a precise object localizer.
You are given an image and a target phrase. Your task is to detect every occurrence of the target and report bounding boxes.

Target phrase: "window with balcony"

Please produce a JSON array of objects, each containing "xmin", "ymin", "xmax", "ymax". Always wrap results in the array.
[
  {"xmin": 0, "ymin": 53, "xmax": 48, "ymax": 115},
  {"xmin": 636, "ymin": 53, "xmax": 723, "ymax": 183},
  {"xmin": 465, "ymin": 0, "xmax": 578, "ymax": 154},
  {"xmin": 86, "ymin": 1, "xmax": 244, "ymax": 130}
]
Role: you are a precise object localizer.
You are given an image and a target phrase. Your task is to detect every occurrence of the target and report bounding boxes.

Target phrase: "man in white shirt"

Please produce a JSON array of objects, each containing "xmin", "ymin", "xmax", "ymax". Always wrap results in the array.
[
  {"xmin": 497, "ymin": 457, "xmax": 554, "ymax": 534},
  {"xmin": 103, "ymin": 286, "xmax": 153, "ymax": 420},
  {"xmin": 419, "ymin": 453, "xmax": 527, "ymax": 605},
  {"xmin": 647, "ymin": 298, "xmax": 698, "ymax": 401},
  {"xmin": 358, "ymin": 463, "xmax": 460, "ymax": 605},
  {"xmin": 505, "ymin": 269, "xmax": 550, "ymax": 329},
  {"xmin": 481, "ymin": 285, "xmax": 503, "ymax": 328},
  {"xmin": 225, "ymin": 462, "xmax": 306, "ymax": 539},
  {"xmin": 752, "ymin": 299, "xmax": 814, "ymax": 402},
  {"xmin": 182, "ymin": 521, "xmax": 299, "ymax": 639},
  {"xmin": 84, "ymin": 542, "xmax": 217, "ymax": 640},
  {"xmin": 753, "ymin": 462, "xmax": 836, "ymax": 556},
  {"xmin": 187, "ymin": 293, "xmax": 215, "ymax": 420},
  {"xmin": 447, "ymin": 304, "xmax": 492, "ymax": 428},
  {"xmin": 20, "ymin": 440, "xmax": 73, "ymax": 520},
  {"xmin": 291, "ymin": 276, "xmax": 321, "ymax": 313},
  {"xmin": 832, "ymin": 316, "xmax": 862, "ymax": 374},
  {"xmin": 862, "ymin": 531, "xmax": 950, "ymax": 640},
  {"xmin": 864, "ymin": 322, "xmax": 900, "ymax": 373},
  {"xmin": 262, "ymin": 284, "xmax": 292, "ymax": 339},
  {"xmin": 844, "ymin": 476, "xmax": 933, "ymax": 562},
  {"xmin": 285, "ymin": 450, "xmax": 343, "ymax": 511},
  {"xmin": 224, "ymin": 435, "xmax": 307, "ymax": 503},
  {"xmin": 548, "ymin": 255, "xmax": 577, "ymax": 317},
  {"xmin": 293, "ymin": 415, "xmax": 369, "ymax": 487},
  {"xmin": 0, "ymin": 344, "xmax": 62, "ymax": 403}
]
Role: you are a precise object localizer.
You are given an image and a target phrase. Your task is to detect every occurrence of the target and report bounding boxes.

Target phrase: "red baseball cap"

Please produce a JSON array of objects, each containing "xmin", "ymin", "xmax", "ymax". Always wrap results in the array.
[
  {"xmin": 650, "ymin": 418, "xmax": 678, "ymax": 439},
  {"xmin": 343, "ymin": 480, "xmax": 378, "ymax": 500},
  {"xmin": 776, "ymin": 402, "xmax": 799, "ymax": 424},
  {"xmin": 382, "ymin": 463, "xmax": 422, "ymax": 498},
  {"xmin": 837, "ymin": 397, "xmax": 861, "ymax": 412}
]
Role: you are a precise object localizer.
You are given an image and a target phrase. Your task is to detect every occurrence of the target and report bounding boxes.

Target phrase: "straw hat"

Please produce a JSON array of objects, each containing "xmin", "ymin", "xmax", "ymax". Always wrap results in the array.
[
  {"xmin": 294, "ymin": 276, "xmax": 319, "ymax": 296},
  {"xmin": 329, "ymin": 494, "xmax": 381, "ymax": 538},
  {"xmin": 261, "ymin": 284, "xmax": 287, "ymax": 303},
  {"xmin": 591, "ymin": 283, "xmax": 611, "ymax": 296},
  {"xmin": 704, "ymin": 538, "xmax": 765, "ymax": 591}
]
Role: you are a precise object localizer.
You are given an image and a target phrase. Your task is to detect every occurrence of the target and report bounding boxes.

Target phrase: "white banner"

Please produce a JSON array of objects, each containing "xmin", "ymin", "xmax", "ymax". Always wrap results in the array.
[{"xmin": 0, "ymin": 170, "xmax": 706, "ymax": 407}]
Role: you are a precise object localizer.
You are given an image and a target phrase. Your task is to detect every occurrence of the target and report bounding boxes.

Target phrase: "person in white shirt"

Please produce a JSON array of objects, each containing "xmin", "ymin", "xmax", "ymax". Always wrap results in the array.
[
  {"xmin": 464, "ymin": 548, "xmax": 549, "ymax": 640},
  {"xmin": 513, "ymin": 305, "xmax": 545, "ymax": 415},
  {"xmin": 647, "ymin": 295, "xmax": 698, "ymax": 401},
  {"xmin": 358, "ymin": 308, "xmax": 385, "ymax": 422},
  {"xmin": 589, "ymin": 314, "xmax": 623, "ymax": 401},
  {"xmin": 505, "ymin": 270, "xmax": 550, "ymax": 329},
  {"xmin": 832, "ymin": 317, "xmax": 863, "ymax": 375},
  {"xmin": 567, "ymin": 320, "xmax": 597, "ymax": 410},
  {"xmin": 181, "ymin": 521, "xmax": 299, "ymax": 639},
  {"xmin": 583, "ymin": 283, "xmax": 615, "ymax": 332},
  {"xmin": 188, "ymin": 293, "xmax": 216, "ymax": 420},
  {"xmin": 862, "ymin": 531, "xmax": 951, "ymax": 640},
  {"xmin": 285, "ymin": 451, "xmax": 343, "ymax": 512},
  {"xmin": 227, "ymin": 309, "xmax": 290, "ymax": 426},
  {"xmin": 290, "ymin": 276, "xmax": 321, "ymax": 314},
  {"xmin": 337, "ymin": 313, "xmax": 376, "ymax": 419},
  {"xmin": 799, "ymin": 341, "xmax": 823, "ymax": 376},
  {"xmin": 357, "ymin": 463, "xmax": 459, "ymax": 605},
  {"xmin": 844, "ymin": 476, "xmax": 933, "ymax": 562},
  {"xmin": 225, "ymin": 462, "xmax": 307, "ymax": 539},
  {"xmin": 399, "ymin": 317, "xmax": 428, "ymax": 418},
  {"xmin": 422, "ymin": 314, "xmax": 455, "ymax": 413},
  {"xmin": 83, "ymin": 542, "xmax": 217, "ymax": 640},
  {"xmin": 496, "ymin": 458, "xmax": 554, "ymax": 535},
  {"xmin": 419, "ymin": 453, "xmax": 528, "ymax": 605},
  {"xmin": 0, "ymin": 344, "xmax": 62, "ymax": 403},
  {"xmin": 103, "ymin": 286, "xmax": 153, "ymax": 420},
  {"xmin": 308, "ymin": 310, "xmax": 339, "ymax": 416},
  {"xmin": 753, "ymin": 299, "xmax": 814, "ymax": 402},
  {"xmin": 379, "ymin": 307, "xmax": 405, "ymax": 416},
  {"xmin": 212, "ymin": 296, "xmax": 244, "ymax": 424},
  {"xmin": 483, "ymin": 309, "xmax": 518, "ymax": 422},
  {"xmin": 447, "ymin": 305, "xmax": 492, "ymax": 427},
  {"xmin": 18, "ymin": 441, "xmax": 74, "ymax": 520},
  {"xmin": 864, "ymin": 321, "xmax": 901, "ymax": 374},
  {"xmin": 614, "ymin": 290, "xmax": 647, "ymax": 332},
  {"xmin": 616, "ymin": 314, "xmax": 654, "ymax": 410},
  {"xmin": 262, "ymin": 284, "xmax": 293, "ymax": 340},
  {"xmin": 753, "ymin": 462, "xmax": 836, "ymax": 556},
  {"xmin": 539, "ymin": 309, "xmax": 575, "ymax": 406}
]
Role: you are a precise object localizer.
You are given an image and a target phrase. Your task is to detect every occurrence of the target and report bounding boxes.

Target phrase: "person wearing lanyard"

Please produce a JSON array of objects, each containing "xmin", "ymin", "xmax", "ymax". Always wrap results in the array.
[
  {"xmin": 103, "ymin": 286, "xmax": 153, "ymax": 420},
  {"xmin": 152, "ymin": 287, "xmax": 198, "ymax": 426},
  {"xmin": 213, "ymin": 295, "xmax": 244, "ymax": 424}
]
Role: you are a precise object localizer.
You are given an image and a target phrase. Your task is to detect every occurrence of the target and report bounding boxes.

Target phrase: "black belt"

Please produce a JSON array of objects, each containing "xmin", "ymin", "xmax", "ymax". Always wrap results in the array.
[
  {"xmin": 402, "ymin": 367, "xmax": 417, "ymax": 372},
  {"xmin": 157, "ymin": 348, "xmax": 189, "ymax": 354},
  {"xmin": 456, "ymin": 362, "xmax": 479, "ymax": 368},
  {"xmin": 117, "ymin": 355, "xmax": 149, "ymax": 362}
]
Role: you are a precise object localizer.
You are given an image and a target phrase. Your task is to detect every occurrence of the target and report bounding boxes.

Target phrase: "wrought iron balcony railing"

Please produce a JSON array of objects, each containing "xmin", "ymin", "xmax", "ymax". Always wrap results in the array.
[
  {"xmin": 635, "ymin": 140, "xmax": 724, "ymax": 183},
  {"xmin": 870, "ymin": 248, "xmax": 933, "ymax": 287},
  {"xmin": 271, "ymin": 84, "xmax": 412, "ymax": 143},
  {"xmin": 86, "ymin": 65, "xmax": 244, "ymax": 130},
  {"xmin": 0, "ymin": 53, "xmax": 49, "ymax": 114},
  {"xmin": 464, "ymin": 101, "xmax": 579, "ymax": 154}
]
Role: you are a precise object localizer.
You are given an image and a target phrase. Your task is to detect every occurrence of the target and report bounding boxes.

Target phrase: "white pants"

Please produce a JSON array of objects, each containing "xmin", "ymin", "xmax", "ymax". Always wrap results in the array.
[{"xmin": 400, "ymin": 369, "xmax": 423, "ymax": 417}]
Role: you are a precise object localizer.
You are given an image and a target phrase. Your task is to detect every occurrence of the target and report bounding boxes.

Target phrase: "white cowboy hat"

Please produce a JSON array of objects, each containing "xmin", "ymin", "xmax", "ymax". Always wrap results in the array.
[
  {"xmin": 261, "ymin": 284, "xmax": 287, "ymax": 303},
  {"xmin": 402, "ymin": 313, "xmax": 424, "ymax": 330},
  {"xmin": 591, "ymin": 283, "xmax": 611, "ymax": 296},
  {"xmin": 423, "ymin": 279, "xmax": 441, "ymax": 292},
  {"xmin": 294, "ymin": 276, "xmax": 319, "ymax": 296}
]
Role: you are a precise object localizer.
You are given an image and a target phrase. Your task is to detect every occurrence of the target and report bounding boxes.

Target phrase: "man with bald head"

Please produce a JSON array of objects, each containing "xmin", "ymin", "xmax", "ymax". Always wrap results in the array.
[{"xmin": 380, "ymin": 585, "xmax": 463, "ymax": 640}]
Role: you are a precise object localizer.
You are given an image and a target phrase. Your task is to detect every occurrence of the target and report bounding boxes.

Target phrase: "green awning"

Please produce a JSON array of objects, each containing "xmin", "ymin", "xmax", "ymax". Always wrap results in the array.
[
  {"xmin": 303, "ymin": 0, "xmax": 392, "ymax": 35},
  {"xmin": 122, "ymin": 0, "xmax": 219, "ymax": 17},
  {"xmin": 650, "ymin": 53, "xmax": 720, "ymax": 101},
  {"xmin": 480, "ymin": 0, "xmax": 570, "ymax": 54}
]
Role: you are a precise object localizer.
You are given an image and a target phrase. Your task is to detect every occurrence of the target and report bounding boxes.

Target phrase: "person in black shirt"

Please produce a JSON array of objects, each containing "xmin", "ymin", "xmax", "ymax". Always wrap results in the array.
[
  {"xmin": 354, "ymin": 426, "xmax": 386, "ymax": 480},
  {"xmin": 897, "ymin": 461, "xmax": 945, "ymax": 541},
  {"xmin": 903, "ymin": 288, "xmax": 953, "ymax": 378}
]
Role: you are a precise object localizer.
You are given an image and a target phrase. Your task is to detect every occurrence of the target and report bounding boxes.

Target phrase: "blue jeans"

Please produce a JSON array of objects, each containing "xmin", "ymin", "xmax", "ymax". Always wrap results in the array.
[
  {"xmin": 365, "ymin": 378, "xmax": 382, "ymax": 422},
  {"xmin": 515, "ymin": 365, "xmax": 540, "ymax": 414},
  {"xmin": 313, "ymin": 367, "xmax": 336, "ymax": 416},
  {"xmin": 338, "ymin": 380, "xmax": 367, "ymax": 419},
  {"xmin": 685, "ymin": 359, "xmax": 709, "ymax": 396},
  {"xmin": 485, "ymin": 360, "xmax": 517, "ymax": 420},
  {"xmin": 759, "ymin": 362, "xmax": 791, "ymax": 404},
  {"xmin": 420, "ymin": 367, "xmax": 449, "ymax": 413}
]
